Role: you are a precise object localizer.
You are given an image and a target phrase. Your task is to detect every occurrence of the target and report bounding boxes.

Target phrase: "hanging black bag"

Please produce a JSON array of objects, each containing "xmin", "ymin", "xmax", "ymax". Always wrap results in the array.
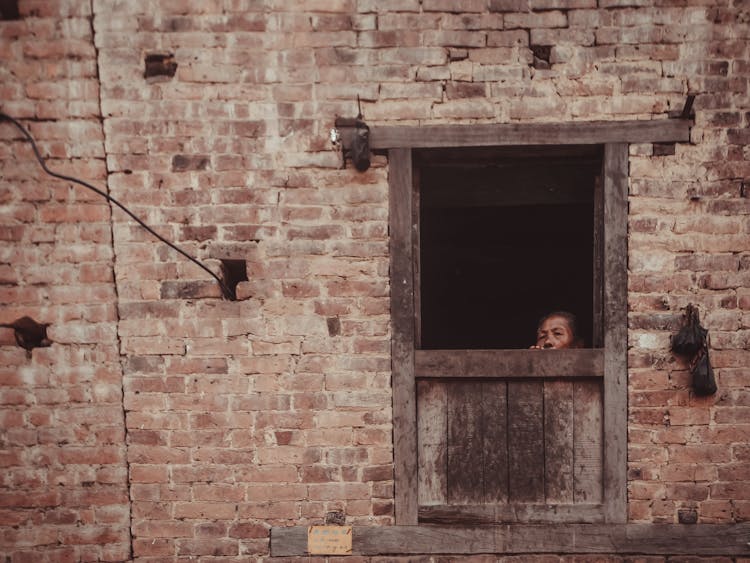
[
  {"xmin": 672, "ymin": 304, "xmax": 717, "ymax": 396},
  {"xmin": 689, "ymin": 346, "xmax": 718, "ymax": 396},
  {"xmin": 671, "ymin": 304, "xmax": 706, "ymax": 357}
]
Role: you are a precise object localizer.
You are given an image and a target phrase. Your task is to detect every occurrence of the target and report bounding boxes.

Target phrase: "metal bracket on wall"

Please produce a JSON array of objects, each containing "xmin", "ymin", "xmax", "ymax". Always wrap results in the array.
[
  {"xmin": 668, "ymin": 94, "xmax": 696, "ymax": 120},
  {"xmin": 334, "ymin": 116, "xmax": 371, "ymax": 172}
]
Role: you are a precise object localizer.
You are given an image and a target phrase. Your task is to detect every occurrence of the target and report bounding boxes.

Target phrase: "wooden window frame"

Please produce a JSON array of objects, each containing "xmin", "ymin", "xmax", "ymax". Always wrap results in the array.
[
  {"xmin": 388, "ymin": 120, "xmax": 691, "ymax": 527},
  {"xmin": 270, "ymin": 119, "xmax": 750, "ymax": 556}
]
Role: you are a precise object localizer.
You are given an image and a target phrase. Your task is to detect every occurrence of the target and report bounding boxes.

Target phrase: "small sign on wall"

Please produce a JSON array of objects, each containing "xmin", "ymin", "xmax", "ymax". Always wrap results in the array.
[{"xmin": 307, "ymin": 525, "xmax": 352, "ymax": 555}]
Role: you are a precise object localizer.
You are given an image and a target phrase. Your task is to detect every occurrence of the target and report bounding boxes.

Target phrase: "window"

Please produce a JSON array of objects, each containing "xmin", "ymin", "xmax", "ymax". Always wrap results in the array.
[
  {"xmin": 381, "ymin": 121, "xmax": 681, "ymax": 527},
  {"xmin": 269, "ymin": 118, "xmax": 703, "ymax": 557},
  {"xmin": 411, "ymin": 144, "xmax": 607, "ymax": 523},
  {"xmin": 416, "ymin": 145, "xmax": 601, "ymax": 350}
]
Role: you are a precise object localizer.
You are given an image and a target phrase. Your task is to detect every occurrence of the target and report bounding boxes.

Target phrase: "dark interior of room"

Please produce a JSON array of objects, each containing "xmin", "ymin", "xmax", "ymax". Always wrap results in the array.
[{"xmin": 417, "ymin": 145, "xmax": 602, "ymax": 350}]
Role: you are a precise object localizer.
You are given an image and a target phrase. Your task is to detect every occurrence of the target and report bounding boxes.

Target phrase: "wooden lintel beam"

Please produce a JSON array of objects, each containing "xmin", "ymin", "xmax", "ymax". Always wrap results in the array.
[
  {"xmin": 270, "ymin": 523, "xmax": 750, "ymax": 557},
  {"xmin": 415, "ymin": 348, "xmax": 604, "ymax": 378},
  {"xmin": 335, "ymin": 118, "xmax": 692, "ymax": 151}
]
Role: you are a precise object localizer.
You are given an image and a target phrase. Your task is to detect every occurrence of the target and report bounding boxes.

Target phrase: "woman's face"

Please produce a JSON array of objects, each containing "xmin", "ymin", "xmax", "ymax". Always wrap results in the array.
[{"xmin": 535, "ymin": 316, "xmax": 576, "ymax": 349}]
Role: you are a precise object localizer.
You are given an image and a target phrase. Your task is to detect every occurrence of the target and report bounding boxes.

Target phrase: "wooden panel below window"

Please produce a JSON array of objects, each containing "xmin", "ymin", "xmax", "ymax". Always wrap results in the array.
[
  {"xmin": 416, "ymin": 376, "xmax": 603, "ymax": 519},
  {"xmin": 447, "ymin": 381, "xmax": 485, "ymax": 504},
  {"xmin": 416, "ymin": 380, "xmax": 447, "ymax": 505},
  {"xmin": 544, "ymin": 381, "xmax": 575, "ymax": 503},
  {"xmin": 507, "ymin": 381, "xmax": 545, "ymax": 503},
  {"xmin": 573, "ymin": 380, "xmax": 603, "ymax": 503},
  {"xmin": 482, "ymin": 382, "xmax": 509, "ymax": 504}
]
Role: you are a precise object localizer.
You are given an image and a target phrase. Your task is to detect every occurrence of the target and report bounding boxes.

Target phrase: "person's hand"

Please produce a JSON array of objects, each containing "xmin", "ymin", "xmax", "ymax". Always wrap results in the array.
[{"xmin": 529, "ymin": 345, "xmax": 542, "ymax": 350}]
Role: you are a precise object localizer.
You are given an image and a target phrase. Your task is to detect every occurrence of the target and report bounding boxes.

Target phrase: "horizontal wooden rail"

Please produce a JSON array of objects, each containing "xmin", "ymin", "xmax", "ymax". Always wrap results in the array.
[
  {"xmin": 271, "ymin": 523, "xmax": 750, "ymax": 556},
  {"xmin": 415, "ymin": 348, "xmax": 604, "ymax": 378},
  {"xmin": 419, "ymin": 503, "xmax": 604, "ymax": 525},
  {"xmin": 337, "ymin": 118, "xmax": 691, "ymax": 150}
]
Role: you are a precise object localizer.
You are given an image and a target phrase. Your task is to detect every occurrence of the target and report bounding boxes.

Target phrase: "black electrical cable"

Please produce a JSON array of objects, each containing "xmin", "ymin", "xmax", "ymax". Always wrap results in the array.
[{"xmin": 0, "ymin": 112, "xmax": 236, "ymax": 300}]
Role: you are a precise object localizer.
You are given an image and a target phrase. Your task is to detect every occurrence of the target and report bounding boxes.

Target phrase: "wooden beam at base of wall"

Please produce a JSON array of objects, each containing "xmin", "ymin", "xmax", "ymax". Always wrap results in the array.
[{"xmin": 270, "ymin": 523, "xmax": 750, "ymax": 557}]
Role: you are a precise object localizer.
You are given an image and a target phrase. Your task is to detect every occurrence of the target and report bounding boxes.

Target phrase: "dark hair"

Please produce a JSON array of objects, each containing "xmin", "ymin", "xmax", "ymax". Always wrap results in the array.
[{"xmin": 538, "ymin": 311, "xmax": 579, "ymax": 340}]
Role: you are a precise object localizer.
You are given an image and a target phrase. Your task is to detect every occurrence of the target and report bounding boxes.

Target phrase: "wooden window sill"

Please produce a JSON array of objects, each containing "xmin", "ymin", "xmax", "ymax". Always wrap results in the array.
[{"xmin": 270, "ymin": 522, "xmax": 750, "ymax": 557}]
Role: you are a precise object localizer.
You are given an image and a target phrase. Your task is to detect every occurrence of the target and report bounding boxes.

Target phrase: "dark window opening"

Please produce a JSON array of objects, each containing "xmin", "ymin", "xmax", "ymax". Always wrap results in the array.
[
  {"xmin": 144, "ymin": 53, "xmax": 178, "ymax": 79},
  {"xmin": 530, "ymin": 44, "xmax": 552, "ymax": 69},
  {"xmin": 220, "ymin": 259, "xmax": 248, "ymax": 298},
  {"xmin": 417, "ymin": 145, "xmax": 602, "ymax": 350},
  {"xmin": 0, "ymin": 0, "xmax": 20, "ymax": 20}
]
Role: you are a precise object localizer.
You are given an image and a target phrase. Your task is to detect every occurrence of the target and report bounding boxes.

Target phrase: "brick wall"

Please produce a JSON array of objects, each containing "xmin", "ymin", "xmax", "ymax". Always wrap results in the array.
[
  {"xmin": 1, "ymin": 0, "xmax": 749, "ymax": 560},
  {"xmin": 623, "ymin": 1, "xmax": 749, "ymax": 523},
  {"xmin": 0, "ymin": 1, "xmax": 130, "ymax": 561}
]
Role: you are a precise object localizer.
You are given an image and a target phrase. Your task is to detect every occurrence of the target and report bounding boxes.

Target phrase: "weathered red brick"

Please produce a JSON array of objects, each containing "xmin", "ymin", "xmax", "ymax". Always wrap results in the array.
[
  {"xmin": 172, "ymin": 501, "xmax": 236, "ymax": 520},
  {"xmin": 228, "ymin": 522, "xmax": 269, "ymax": 539}
]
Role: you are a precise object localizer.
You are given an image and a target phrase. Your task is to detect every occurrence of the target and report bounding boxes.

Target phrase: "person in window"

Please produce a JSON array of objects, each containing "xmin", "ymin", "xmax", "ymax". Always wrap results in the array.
[{"xmin": 530, "ymin": 311, "xmax": 583, "ymax": 350}]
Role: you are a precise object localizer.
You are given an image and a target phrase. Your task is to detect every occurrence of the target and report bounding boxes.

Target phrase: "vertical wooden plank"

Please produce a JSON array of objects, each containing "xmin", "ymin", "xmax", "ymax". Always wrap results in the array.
[
  {"xmin": 412, "ymin": 164, "xmax": 422, "ymax": 349},
  {"xmin": 417, "ymin": 380, "xmax": 447, "ymax": 505},
  {"xmin": 544, "ymin": 381, "xmax": 574, "ymax": 504},
  {"xmin": 447, "ymin": 382, "xmax": 485, "ymax": 504},
  {"xmin": 573, "ymin": 380, "xmax": 603, "ymax": 503},
  {"xmin": 389, "ymin": 148, "xmax": 418, "ymax": 525},
  {"xmin": 603, "ymin": 142, "xmax": 628, "ymax": 523},
  {"xmin": 507, "ymin": 381, "xmax": 545, "ymax": 503},
  {"xmin": 592, "ymin": 174, "xmax": 604, "ymax": 348},
  {"xmin": 482, "ymin": 381, "xmax": 509, "ymax": 503}
]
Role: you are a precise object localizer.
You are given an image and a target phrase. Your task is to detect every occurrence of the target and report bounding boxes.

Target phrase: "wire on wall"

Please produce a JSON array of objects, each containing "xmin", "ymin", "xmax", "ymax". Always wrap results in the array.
[{"xmin": 0, "ymin": 112, "xmax": 236, "ymax": 300}]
